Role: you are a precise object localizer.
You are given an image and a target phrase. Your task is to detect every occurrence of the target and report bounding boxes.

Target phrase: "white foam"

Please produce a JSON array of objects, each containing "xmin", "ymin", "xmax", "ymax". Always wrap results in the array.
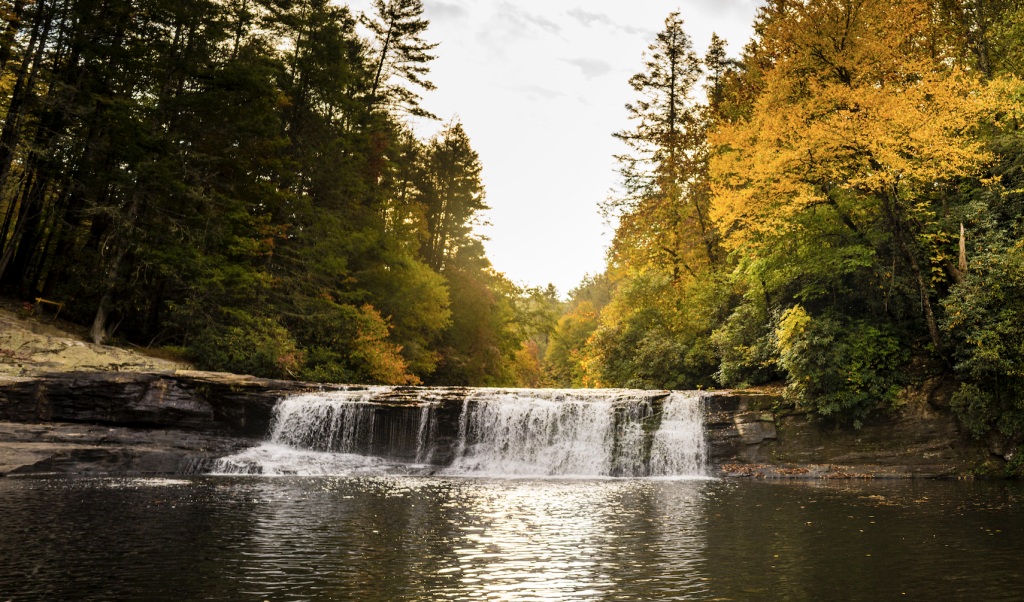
[
  {"xmin": 210, "ymin": 443, "xmax": 392, "ymax": 476},
  {"xmin": 210, "ymin": 388, "xmax": 708, "ymax": 478}
]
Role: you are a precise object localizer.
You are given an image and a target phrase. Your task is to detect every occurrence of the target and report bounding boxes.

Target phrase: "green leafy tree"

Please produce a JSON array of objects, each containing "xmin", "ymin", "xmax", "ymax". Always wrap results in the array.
[{"xmin": 543, "ymin": 301, "xmax": 600, "ymax": 388}]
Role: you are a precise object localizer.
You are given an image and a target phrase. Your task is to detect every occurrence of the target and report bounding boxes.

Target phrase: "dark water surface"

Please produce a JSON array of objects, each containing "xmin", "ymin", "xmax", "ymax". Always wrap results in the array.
[{"xmin": 1, "ymin": 476, "xmax": 1021, "ymax": 601}]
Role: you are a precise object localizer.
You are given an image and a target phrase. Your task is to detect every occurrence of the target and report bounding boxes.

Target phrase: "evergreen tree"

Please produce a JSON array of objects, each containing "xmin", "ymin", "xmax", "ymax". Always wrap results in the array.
[
  {"xmin": 417, "ymin": 120, "xmax": 487, "ymax": 273},
  {"xmin": 362, "ymin": 0, "xmax": 438, "ymax": 118},
  {"xmin": 607, "ymin": 12, "xmax": 717, "ymax": 280}
]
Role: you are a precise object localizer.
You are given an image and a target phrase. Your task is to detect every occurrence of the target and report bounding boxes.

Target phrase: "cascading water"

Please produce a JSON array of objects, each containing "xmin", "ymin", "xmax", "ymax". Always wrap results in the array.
[
  {"xmin": 649, "ymin": 392, "xmax": 708, "ymax": 476},
  {"xmin": 448, "ymin": 391, "xmax": 624, "ymax": 476},
  {"xmin": 210, "ymin": 388, "xmax": 708, "ymax": 478},
  {"xmin": 212, "ymin": 389, "xmax": 439, "ymax": 476}
]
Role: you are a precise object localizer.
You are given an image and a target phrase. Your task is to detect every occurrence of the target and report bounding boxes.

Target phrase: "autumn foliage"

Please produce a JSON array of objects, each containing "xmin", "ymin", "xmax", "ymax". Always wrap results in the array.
[{"xmin": 558, "ymin": 0, "xmax": 1024, "ymax": 462}]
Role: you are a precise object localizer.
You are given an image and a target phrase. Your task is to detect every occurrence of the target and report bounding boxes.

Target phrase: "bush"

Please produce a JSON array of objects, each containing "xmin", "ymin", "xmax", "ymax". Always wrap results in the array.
[
  {"xmin": 189, "ymin": 312, "xmax": 303, "ymax": 379},
  {"xmin": 776, "ymin": 306, "xmax": 908, "ymax": 428},
  {"xmin": 712, "ymin": 299, "xmax": 781, "ymax": 388},
  {"xmin": 941, "ymin": 233, "xmax": 1024, "ymax": 439}
]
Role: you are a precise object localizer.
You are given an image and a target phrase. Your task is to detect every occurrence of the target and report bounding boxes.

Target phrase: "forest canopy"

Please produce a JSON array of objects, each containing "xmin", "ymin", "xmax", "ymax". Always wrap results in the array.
[
  {"xmin": 539, "ymin": 0, "xmax": 1024, "ymax": 456},
  {"xmin": 0, "ymin": 0, "xmax": 542, "ymax": 387}
]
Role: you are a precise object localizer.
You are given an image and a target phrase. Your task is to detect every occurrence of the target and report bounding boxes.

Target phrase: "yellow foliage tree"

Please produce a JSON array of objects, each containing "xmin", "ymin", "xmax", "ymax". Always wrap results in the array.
[
  {"xmin": 543, "ymin": 301, "xmax": 601, "ymax": 388},
  {"xmin": 710, "ymin": 0, "xmax": 1005, "ymax": 350},
  {"xmin": 513, "ymin": 340, "xmax": 542, "ymax": 388}
]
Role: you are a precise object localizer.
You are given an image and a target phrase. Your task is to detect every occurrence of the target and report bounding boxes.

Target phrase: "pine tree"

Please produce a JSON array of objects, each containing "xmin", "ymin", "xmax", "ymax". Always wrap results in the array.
[
  {"xmin": 362, "ymin": 0, "xmax": 438, "ymax": 118},
  {"xmin": 704, "ymin": 32, "xmax": 737, "ymax": 109},
  {"xmin": 418, "ymin": 120, "xmax": 487, "ymax": 272},
  {"xmin": 607, "ymin": 12, "xmax": 717, "ymax": 280}
]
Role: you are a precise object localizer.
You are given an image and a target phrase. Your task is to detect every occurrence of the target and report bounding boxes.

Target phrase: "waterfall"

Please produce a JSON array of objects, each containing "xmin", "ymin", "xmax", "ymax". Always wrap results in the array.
[
  {"xmin": 212, "ymin": 389, "xmax": 439, "ymax": 476},
  {"xmin": 210, "ymin": 388, "xmax": 707, "ymax": 478},
  {"xmin": 649, "ymin": 392, "xmax": 708, "ymax": 476},
  {"xmin": 448, "ymin": 391, "xmax": 622, "ymax": 476}
]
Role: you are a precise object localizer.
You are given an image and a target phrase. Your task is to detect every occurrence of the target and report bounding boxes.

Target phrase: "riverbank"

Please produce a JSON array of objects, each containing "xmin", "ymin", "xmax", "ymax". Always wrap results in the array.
[{"xmin": 0, "ymin": 300, "xmax": 190, "ymax": 376}]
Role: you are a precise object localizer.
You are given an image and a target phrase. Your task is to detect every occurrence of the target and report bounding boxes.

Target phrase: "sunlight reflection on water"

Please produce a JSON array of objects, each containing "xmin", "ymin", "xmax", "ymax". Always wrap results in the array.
[{"xmin": 0, "ymin": 476, "xmax": 1022, "ymax": 601}]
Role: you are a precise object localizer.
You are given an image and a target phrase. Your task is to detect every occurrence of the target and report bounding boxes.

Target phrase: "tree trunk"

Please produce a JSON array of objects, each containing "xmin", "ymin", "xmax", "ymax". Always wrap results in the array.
[
  {"xmin": 943, "ymin": 224, "xmax": 968, "ymax": 285},
  {"xmin": 0, "ymin": 170, "xmax": 35, "ymax": 280},
  {"xmin": 0, "ymin": 0, "xmax": 53, "ymax": 188},
  {"xmin": 371, "ymin": 17, "xmax": 394, "ymax": 99},
  {"xmin": 91, "ymin": 187, "xmax": 141, "ymax": 344},
  {"xmin": 24, "ymin": 189, "xmax": 63, "ymax": 296},
  {"xmin": 1, "ymin": 171, "xmax": 48, "ymax": 287},
  {"xmin": 0, "ymin": 0, "xmax": 26, "ymax": 74},
  {"xmin": 881, "ymin": 192, "xmax": 943, "ymax": 352},
  {"xmin": 0, "ymin": 170, "xmax": 28, "ymax": 256}
]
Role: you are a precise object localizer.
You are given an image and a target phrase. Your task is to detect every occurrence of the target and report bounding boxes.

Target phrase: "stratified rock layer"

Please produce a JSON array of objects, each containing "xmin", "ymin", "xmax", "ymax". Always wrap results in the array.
[
  {"xmin": 0, "ymin": 371, "xmax": 992, "ymax": 477},
  {"xmin": 703, "ymin": 380, "xmax": 991, "ymax": 478}
]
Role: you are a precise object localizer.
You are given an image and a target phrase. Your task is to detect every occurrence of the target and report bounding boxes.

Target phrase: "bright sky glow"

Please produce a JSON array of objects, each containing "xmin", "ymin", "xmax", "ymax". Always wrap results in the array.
[{"xmin": 350, "ymin": 0, "xmax": 763, "ymax": 296}]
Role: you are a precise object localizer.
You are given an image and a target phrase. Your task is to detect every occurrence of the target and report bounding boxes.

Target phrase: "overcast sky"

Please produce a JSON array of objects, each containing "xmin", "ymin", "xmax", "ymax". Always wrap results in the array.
[{"xmin": 350, "ymin": 0, "xmax": 763, "ymax": 296}]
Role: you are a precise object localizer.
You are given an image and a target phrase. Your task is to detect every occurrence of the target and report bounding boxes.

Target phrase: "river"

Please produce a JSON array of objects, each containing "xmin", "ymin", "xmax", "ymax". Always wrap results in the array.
[
  {"xmin": 1, "ymin": 475, "xmax": 1021, "ymax": 601},
  {"xmin": 3, "ymin": 388, "xmax": 1021, "ymax": 600}
]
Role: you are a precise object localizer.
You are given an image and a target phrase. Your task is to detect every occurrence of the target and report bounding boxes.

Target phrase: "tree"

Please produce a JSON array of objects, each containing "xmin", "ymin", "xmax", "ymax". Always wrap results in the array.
[
  {"xmin": 362, "ymin": 0, "xmax": 438, "ymax": 118},
  {"xmin": 426, "ymin": 268, "xmax": 521, "ymax": 387},
  {"xmin": 0, "ymin": 0, "xmax": 466, "ymax": 385},
  {"xmin": 572, "ymin": 14, "xmax": 730, "ymax": 390},
  {"xmin": 703, "ymin": 32, "xmax": 736, "ymax": 111},
  {"xmin": 417, "ymin": 120, "xmax": 487, "ymax": 272},
  {"xmin": 606, "ymin": 12, "xmax": 718, "ymax": 283},
  {"xmin": 710, "ymin": 0, "xmax": 1000, "ymax": 354},
  {"xmin": 543, "ymin": 301, "xmax": 600, "ymax": 388}
]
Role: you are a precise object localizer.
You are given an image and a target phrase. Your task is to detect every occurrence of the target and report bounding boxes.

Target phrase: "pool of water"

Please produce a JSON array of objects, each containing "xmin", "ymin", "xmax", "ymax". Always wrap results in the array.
[{"xmin": 1, "ymin": 476, "xmax": 1021, "ymax": 601}]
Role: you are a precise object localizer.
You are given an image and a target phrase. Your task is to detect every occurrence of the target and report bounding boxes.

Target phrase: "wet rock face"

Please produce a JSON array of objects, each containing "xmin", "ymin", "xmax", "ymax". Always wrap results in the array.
[
  {"xmin": 1, "ymin": 372, "xmax": 218, "ymax": 431},
  {"xmin": 703, "ymin": 387, "xmax": 991, "ymax": 478},
  {"xmin": 704, "ymin": 393, "xmax": 783, "ymax": 461},
  {"xmin": 0, "ymin": 371, "xmax": 347, "ymax": 475},
  {"xmin": 736, "ymin": 422, "xmax": 778, "ymax": 445},
  {"xmin": 0, "ymin": 373, "xmax": 490, "ymax": 475},
  {"xmin": 0, "ymin": 371, "xmax": 364, "ymax": 436},
  {"xmin": 0, "ymin": 422, "xmax": 258, "ymax": 476}
]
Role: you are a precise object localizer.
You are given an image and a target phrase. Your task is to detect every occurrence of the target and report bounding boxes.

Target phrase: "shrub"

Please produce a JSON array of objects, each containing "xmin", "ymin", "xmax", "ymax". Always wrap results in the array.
[
  {"xmin": 776, "ymin": 306, "xmax": 908, "ymax": 428},
  {"xmin": 712, "ymin": 299, "xmax": 781, "ymax": 388},
  {"xmin": 189, "ymin": 312, "xmax": 303, "ymax": 379},
  {"xmin": 941, "ymin": 234, "xmax": 1024, "ymax": 439}
]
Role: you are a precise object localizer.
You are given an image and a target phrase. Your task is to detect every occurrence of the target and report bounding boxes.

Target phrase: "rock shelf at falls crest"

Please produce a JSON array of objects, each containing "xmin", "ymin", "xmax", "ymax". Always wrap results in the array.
[{"xmin": 208, "ymin": 389, "xmax": 709, "ymax": 478}]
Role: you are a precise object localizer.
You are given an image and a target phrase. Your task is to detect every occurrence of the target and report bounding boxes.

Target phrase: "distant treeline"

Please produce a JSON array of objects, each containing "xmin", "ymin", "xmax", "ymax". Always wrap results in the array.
[
  {"xmin": 539, "ymin": 0, "xmax": 1024, "ymax": 463},
  {"xmin": 0, "ymin": 0, "xmax": 542, "ymax": 386}
]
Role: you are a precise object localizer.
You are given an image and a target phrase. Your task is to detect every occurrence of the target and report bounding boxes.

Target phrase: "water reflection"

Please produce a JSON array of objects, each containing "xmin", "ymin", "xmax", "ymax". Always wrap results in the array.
[
  {"xmin": 0, "ymin": 477, "xmax": 1021, "ymax": 601},
  {"xmin": 235, "ymin": 478, "xmax": 711, "ymax": 600}
]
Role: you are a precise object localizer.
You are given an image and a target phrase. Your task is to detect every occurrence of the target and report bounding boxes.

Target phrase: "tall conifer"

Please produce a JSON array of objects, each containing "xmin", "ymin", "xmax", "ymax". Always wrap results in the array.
[{"xmin": 362, "ymin": 0, "xmax": 438, "ymax": 118}]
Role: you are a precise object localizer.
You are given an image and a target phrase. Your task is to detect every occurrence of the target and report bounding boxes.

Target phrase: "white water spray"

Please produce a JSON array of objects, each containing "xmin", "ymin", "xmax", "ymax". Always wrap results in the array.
[
  {"xmin": 211, "ymin": 388, "xmax": 707, "ymax": 477},
  {"xmin": 649, "ymin": 392, "xmax": 708, "ymax": 476}
]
